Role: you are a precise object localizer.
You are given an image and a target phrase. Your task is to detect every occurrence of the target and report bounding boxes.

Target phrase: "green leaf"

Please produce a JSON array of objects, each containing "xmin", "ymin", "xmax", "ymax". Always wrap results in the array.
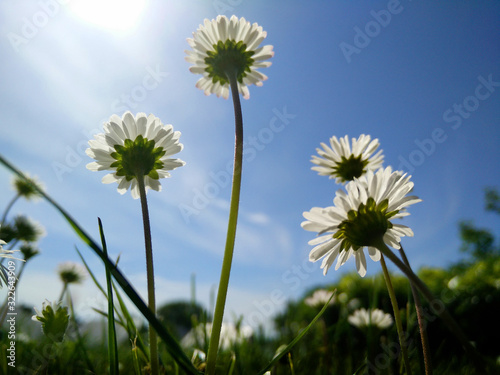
[{"xmin": 98, "ymin": 218, "xmax": 119, "ymax": 375}]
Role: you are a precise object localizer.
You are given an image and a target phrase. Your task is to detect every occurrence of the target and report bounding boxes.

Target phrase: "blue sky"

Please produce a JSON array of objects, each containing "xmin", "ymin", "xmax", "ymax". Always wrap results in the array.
[{"xmin": 1, "ymin": 1, "xmax": 499, "ymax": 329}]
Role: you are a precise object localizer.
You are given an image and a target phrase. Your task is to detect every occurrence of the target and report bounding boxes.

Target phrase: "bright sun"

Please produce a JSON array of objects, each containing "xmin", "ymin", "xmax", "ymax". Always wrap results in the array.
[{"xmin": 69, "ymin": 0, "xmax": 147, "ymax": 31}]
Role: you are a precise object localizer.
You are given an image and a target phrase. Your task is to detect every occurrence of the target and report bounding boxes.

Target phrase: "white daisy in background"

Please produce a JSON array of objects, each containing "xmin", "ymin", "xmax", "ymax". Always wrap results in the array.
[
  {"xmin": 182, "ymin": 322, "xmax": 253, "ymax": 350},
  {"xmin": 348, "ymin": 308, "xmax": 393, "ymax": 330},
  {"xmin": 301, "ymin": 166, "xmax": 421, "ymax": 277},
  {"xmin": 57, "ymin": 261, "xmax": 87, "ymax": 285},
  {"xmin": 185, "ymin": 15, "xmax": 274, "ymax": 99},
  {"xmin": 86, "ymin": 112, "xmax": 185, "ymax": 199},
  {"xmin": 304, "ymin": 289, "xmax": 336, "ymax": 307},
  {"xmin": 12, "ymin": 215, "xmax": 45, "ymax": 243},
  {"xmin": 11, "ymin": 173, "xmax": 44, "ymax": 201},
  {"xmin": 311, "ymin": 135, "xmax": 384, "ymax": 184}
]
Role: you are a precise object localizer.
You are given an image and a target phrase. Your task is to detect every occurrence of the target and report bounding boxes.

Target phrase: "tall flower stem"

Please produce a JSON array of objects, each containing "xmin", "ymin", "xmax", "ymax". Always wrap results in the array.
[
  {"xmin": 136, "ymin": 174, "xmax": 159, "ymax": 375},
  {"xmin": 205, "ymin": 71, "xmax": 243, "ymax": 375},
  {"xmin": 58, "ymin": 282, "xmax": 68, "ymax": 303},
  {"xmin": 399, "ymin": 245, "xmax": 432, "ymax": 375},
  {"xmin": 373, "ymin": 238, "xmax": 483, "ymax": 367},
  {"xmin": 379, "ymin": 254, "xmax": 412, "ymax": 375}
]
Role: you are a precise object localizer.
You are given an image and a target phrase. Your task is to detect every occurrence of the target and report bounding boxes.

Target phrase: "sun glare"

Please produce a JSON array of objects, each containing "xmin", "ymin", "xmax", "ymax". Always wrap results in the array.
[{"xmin": 69, "ymin": 0, "xmax": 146, "ymax": 31}]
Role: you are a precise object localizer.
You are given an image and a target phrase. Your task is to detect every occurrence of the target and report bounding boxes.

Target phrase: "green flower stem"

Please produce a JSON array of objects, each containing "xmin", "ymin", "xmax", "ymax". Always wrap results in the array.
[
  {"xmin": 205, "ymin": 71, "xmax": 244, "ymax": 375},
  {"xmin": 0, "ymin": 193, "xmax": 20, "ymax": 227},
  {"xmin": 373, "ymin": 238, "xmax": 483, "ymax": 367},
  {"xmin": 58, "ymin": 282, "xmax": 68, "ymax": 303},
  {"xmin": 399, "ymin": 245, "xmax": 432, "ymax": 375},
  {"xmin": 379, "ymin": 254, "xmax": 412, "ymax": 375},
  {"xmin": 136, "ymin": 173, "xmax": 159, "ymax": 375}
]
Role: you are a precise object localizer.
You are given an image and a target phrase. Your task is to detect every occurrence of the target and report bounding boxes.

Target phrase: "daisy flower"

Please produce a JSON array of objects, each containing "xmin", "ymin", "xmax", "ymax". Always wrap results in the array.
[
  {"xmin": 12, "ymin": 173, "xmax": 44, "ymax": 201},
  {"xmin": 304, "ymin": 289, "xmax": 336, "ymax": 307},
  {"xmin": 13, "ymin": 215, "xmax": 45, "ymax": 243},
  {"xmin": 86, "ymin": 112, "xmax": 185, "ymax": 199},
  {"xmin": 182, "ymin": 322, "xmax": 253, "ymax": 350},
  {"xmin": 57, "ymin": 261, "xmax": 87, "ymax": 285},
  {"xmin": 311, "ymin": 134, "xmax": 384, "ymax": 184},
  {"xmin": 301, "ymin": 167, "xmax": 421, "ymax": 277},
  {"xmin": 185, "ymin": 15, "xmax": 274, "ymax": 99},
  {"xmin": 348, "ymin": 308, "xmax": 393, "ymax": 330}
]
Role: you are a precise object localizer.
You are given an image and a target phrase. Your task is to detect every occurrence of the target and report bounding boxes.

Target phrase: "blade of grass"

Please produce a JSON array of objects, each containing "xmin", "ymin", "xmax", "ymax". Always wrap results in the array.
[
  {"xmin": 112, "ymin": 280, "xmax": 150, "ymax": 362},
  {"xmin": 76, "ymin": 247, "xmax": 106, "ymax": 295},
  {"xmin": 98, "ymin": 218, "xmax": 119, "ymax": 375},
  {"xmin": 288, "ymin": 352, "xmax": 296, "ymax": 375},
  {"xmin": 80, "ymin": 238, "xmax": 149, "ymax": 365},
  {"xmin": 257, "ymin": 289, "xmax": 337, "ymax": 375},
  {"xmin": 76, "ymin": 247, "xmax": 128, "ymax": 328},
  {"xmin": 353, "ymin": 362, "xmax": 367, "ymax": 375},
  {"xmin": 0, "ymin": 154, "xmax": 201, "ymax": 375},
  {"xmin": 132, "ymin": 337, "xmax": 143, "ymax": 375},
  {"xmin": 227, "ymin": 352, "xmax": 236, "ymax": 375}
]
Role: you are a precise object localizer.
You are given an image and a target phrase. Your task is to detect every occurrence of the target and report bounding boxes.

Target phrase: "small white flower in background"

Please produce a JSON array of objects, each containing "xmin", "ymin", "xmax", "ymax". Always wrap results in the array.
[
  {"xmin": 348, "ymin": 308, "xmax": 393, "ymax": 330},
  {"xmin": 182, "ymin": 322, "xmax": 253, "ymax": 350},
  {"xmin": 304, "ymin": 289, "xmax": 336, "ymax": 307},
  {"xmin": 57, "ymin": 261, "xmax": 87, "ymax": 285},
  {"xmin": 311, "ymin": 134, "xmax": 384, "ymax": 184},
  {"xmin": 86, "ymin": 112, "xmax": 185, "ymax": 199},
  {"xmin": 11, "ymin": 173, "xmax": 44, "ymax": 201},
  {"xmin": 302, "ymin": 166, "xmax": 421, "ymax": 277},
  {"xmin": 12, "ymin": 215, "xmax": 45, "ymax": 243},
  {"xmin": 186, "ymin": 15, "xmax": 274, "ymax": 99}
]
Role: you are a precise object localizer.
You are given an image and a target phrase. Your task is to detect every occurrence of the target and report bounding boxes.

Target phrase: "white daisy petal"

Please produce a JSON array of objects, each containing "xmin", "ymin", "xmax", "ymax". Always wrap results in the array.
[
  {"xmin": 309, "ymin": 239, "xmax": 339, "ymax": 262},
  {"xmin": 355, "ymin": 250, "xmax": 367, "ymax": 277},
  {"xmin": 321, "ymin": 248, "xmax": 339, "ymax": 275}
]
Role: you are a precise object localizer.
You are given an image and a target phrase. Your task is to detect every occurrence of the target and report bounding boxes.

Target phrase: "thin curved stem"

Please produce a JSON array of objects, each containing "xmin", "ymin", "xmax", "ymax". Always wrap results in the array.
[
  {"xmin": 380, "ymin": 254, "xmax": 412, "ymax": 375},
  {"xmin": 137, "ymin": 174, "xmax": 159, "ymax": 375},
  {"xmin": 0, "ymin": 194, "xmax": 20, "ymax": 227},
  {"xmin": 399, "ymin": 245, "xmax": 432, "ymax": 375},
  {"xmin": 205, "ymin": 72, "xmax": 244, "ymax": 375},
  {"xmin": 58, "ymin": 282, "xmax": 68, "ymax": 303}
]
